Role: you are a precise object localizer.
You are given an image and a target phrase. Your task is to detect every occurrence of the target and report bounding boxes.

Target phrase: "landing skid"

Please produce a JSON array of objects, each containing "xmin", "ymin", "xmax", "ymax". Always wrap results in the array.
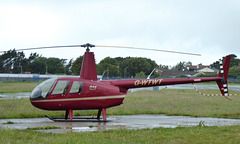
[
  {"xmin": 45, "ymin": 115, "xmax": 109, "ymax": 122},
  {"xmin": 45, "ymin": 108, "xmax": 108, "ymax": 122}
]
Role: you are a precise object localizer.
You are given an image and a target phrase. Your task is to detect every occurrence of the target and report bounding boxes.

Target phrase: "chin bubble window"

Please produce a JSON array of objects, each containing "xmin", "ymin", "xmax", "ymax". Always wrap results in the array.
[{"xmin": 30, "ymin": 78, "xmax": 57, "ymax": 99}]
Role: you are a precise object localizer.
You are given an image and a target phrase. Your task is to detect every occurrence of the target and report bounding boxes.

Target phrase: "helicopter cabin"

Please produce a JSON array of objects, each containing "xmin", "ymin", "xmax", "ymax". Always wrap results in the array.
[{"xmin": 30, "ymin": 78, "xmax": 83, "ymax": 100}]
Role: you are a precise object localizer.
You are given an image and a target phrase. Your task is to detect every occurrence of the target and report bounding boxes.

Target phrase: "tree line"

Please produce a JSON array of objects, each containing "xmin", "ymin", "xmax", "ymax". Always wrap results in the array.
[
  {"xmin": 0, "ymin": 49, "xmax": 158, "ymax": 77},
  {"xmin": 0, "ymin": 50, "xmax": 239, "ymax": 78},
  {"xmin": 0, "ymin": 49, "xmax": 71, "ymax": 75},
  {"xmin": 71, "ymin": 56, "xmax": 159, "ymax": 78}
]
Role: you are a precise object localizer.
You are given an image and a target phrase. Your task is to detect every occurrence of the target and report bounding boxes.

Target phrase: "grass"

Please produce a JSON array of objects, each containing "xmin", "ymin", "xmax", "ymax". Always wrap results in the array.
[
  {"xmin": 1, "ymin": 82, "xmax": 240, "ymax": 143},
  {"xmin": 3, "ymin": 121, "xmax": 14, "ymax": 124},
  {"xmin": 0, "ymin": 89, "xmax": 240, "ymax": 119},
  {"xmin": 0, "ymin": 81, "xmax": 39, "ymax": 93},
  {"xmin": 112, "ymin": 89, "xmax": 240, "ymax": 118},
  {"xmin": 26, "ymin": 126, "xmax": 61, "ymax": 130},
  {"xmin": 1, "ymin": 126, "xmax": 240, "ymax": 143}
]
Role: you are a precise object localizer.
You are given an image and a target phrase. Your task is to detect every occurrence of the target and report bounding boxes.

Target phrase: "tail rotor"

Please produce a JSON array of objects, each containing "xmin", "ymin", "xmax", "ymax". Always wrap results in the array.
[{"xmin": 217, "ymin": 55, "xmax": 231, "ymax": 97}]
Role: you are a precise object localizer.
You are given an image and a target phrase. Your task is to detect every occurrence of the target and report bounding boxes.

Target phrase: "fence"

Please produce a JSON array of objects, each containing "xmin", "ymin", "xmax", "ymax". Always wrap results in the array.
[
  {"xmin": 228, "ymin": 78, "xmax": 240, "ymax": 83},
  {"xmin": 0, "ymin": 73, "xmax": 79, "ymax": 82}
]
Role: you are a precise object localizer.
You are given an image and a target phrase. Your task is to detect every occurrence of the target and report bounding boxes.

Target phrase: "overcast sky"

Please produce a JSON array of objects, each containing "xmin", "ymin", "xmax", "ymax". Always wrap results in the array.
[{"xmin": 0, "ymin": 0, "xmax": 239, "ymax": 66}]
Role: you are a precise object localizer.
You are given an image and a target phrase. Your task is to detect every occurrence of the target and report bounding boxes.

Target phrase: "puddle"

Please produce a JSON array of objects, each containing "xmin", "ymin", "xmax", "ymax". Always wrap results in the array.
[
  {"xmin": 72, "ymin": 127, "xmax": 98, "ymax": 132},
  {"xmin": 0, "ymin": 92, "xmax": 30, "ymax": 99},
  {"xmin": 1, "ymin": 115, "xmax": 240, "ymax": 133}
]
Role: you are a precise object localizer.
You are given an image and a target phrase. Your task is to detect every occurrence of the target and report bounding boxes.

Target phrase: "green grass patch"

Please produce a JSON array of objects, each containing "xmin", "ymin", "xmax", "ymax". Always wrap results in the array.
[
  {"xmin": 0, "ymin": 81, "xmax": 38, "ymax": 93},
  {"xmin": 109, "ymin": 89, "xmax": 240, "ymax": 118},
  {"xmin": 3, "ymin": 121, "xmax": 14, "ymax": 124},
  {"xmin": 26, "ymin": 126, "xmax": 61, "ymax": 130},
  {"xmin": 0, "ymin": 89, "xmax": 240, "ymax": 119},
  {"xmin": 1, "ymin": 125, "xmax": 240, "ymax": 143}
]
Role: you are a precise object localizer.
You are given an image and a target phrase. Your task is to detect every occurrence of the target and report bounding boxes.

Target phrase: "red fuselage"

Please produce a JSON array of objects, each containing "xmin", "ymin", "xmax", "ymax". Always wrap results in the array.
[
  {"xmin": 30, "ymin": 77, "xmax": 126, "ymax": 110},
  {"xmin": 30, "ymin": 77, "xmax": 222, "ymax": 111}
]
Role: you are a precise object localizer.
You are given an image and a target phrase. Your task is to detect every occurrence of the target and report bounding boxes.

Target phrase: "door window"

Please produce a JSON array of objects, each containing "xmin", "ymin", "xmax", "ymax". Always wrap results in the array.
[
  {"xmin": 70, "ymin": 81, "xmax": 83, "ymax": 94},
  {"xmin": 52, "ymin": 81, "xmax": 70, "ymax": 95}
]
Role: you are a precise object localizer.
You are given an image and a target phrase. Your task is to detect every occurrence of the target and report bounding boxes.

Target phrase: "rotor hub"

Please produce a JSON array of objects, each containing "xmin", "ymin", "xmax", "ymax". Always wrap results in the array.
[{"xmin": 81, "ymin": 43, "xmax": 95, "ymax": 52}]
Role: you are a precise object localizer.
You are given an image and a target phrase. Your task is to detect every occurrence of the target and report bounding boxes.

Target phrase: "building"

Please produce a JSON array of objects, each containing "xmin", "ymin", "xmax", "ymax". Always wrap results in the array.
[{"xmin": 158, "ymin": 66, "xmax": 218, "ymax": 78}]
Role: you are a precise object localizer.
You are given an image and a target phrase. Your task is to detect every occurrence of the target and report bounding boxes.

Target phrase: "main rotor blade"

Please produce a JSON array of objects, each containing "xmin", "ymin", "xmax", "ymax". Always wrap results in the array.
[
  {"xmin": 0, "ymin": 43, "xmax": 201, "ymax": 56},
  {"xmin": 0, "ymin": 45, "xmax": 82, "ymax": 53},
  {"xmin": 95, "ymin": 45, "xmax": 201, "ymax": 56}
]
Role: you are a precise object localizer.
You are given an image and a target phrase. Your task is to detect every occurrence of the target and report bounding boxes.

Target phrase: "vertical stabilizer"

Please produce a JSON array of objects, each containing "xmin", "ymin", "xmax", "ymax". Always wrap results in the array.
[
  {"xmin": 217, "ymin": 55, "xmax": 231, "ymax": 96},
  {"xmin": 80, "ymin": 52, "xmax": 97, "ymax": 81}
]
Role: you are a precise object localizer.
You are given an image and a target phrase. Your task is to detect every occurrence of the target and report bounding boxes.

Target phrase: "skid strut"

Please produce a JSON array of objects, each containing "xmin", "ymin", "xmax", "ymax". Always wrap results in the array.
[
  {"xmin": 65, "ymin": 110, "xmax": 69, "ymax": 119},
  {"xmin": 97, "ymin": 109, "xmax": 102, "ymax": 120},
  {"xmin": 65, "ymin": 109, "xmax": 73, "ymax": 120},
  {"xmin": 102, "ymin": 108, "xmax": 106, "ymax": 120}
]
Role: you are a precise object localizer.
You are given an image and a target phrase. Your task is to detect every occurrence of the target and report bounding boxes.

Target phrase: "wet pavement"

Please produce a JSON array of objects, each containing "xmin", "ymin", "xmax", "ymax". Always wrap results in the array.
[
  {"xmin": 1, "ymin": 115, "xmax": 240, "ymax": 133},
  {"xmin": 0, "ymin": 92, "xmax": 30, "ymax": 99}
]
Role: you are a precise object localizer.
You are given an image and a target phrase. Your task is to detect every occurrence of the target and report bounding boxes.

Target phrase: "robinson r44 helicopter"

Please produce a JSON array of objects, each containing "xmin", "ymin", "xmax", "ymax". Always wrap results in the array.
[{"xmin": 1, "ymin": 43, "xmax": 231, "ymax": 122}]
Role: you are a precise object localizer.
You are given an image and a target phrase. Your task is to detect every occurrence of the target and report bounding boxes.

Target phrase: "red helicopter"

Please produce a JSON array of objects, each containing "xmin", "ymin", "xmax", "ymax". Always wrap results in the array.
[{"xmin": 2, "ymin": 43, "xmax": 231, "ymax": 121}]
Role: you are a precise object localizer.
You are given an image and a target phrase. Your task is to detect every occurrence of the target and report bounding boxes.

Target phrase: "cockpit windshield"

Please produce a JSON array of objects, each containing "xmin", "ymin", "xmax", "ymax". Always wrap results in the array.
[{"xmin": 30, "ymin": 78, "xmax": 56, "ymax": 99}]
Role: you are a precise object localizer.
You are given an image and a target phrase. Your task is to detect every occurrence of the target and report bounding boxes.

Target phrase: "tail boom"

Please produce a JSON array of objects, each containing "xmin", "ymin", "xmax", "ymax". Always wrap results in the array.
[
  {"xmin": 101, "ymin": 55, "xmax": 231, "ymax": 97},
  {"xmin": 105, "ymin": 77, "xmax": 221, "ymax": 89}
]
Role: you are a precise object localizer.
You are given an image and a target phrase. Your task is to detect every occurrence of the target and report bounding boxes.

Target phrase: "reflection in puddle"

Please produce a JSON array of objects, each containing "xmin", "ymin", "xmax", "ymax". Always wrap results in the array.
[{"xmin": 72, "ymin": 127, "xmax": 98, "ymax": 132}]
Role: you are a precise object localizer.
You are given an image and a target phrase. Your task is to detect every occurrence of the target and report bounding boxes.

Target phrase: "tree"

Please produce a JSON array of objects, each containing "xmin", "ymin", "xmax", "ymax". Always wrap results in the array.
[
  {"xmin": 28, "ymin": 57, "xmax": 66, "ymax": 74},
  {"xmin": 0, "ymin": 49, "xmax": 17, "ymax": 73},
  {"xmin": 12, "ymin": 51, "xmax": 28, "ymax": 73},
  {"xmin": 97, "ymin": 57, "xmax": 120, "ymax": 77},
  {"xmin": 211, "ymin": 54, "xmax": 240, "ymax": 69},
  {"xmin": 65, "ymin": 59, "xmax": 73, "ymax": 75},
  {"xmin": 0, "ymin": 50, "xmax": 70, "ymax": 74},
  {"xmin": 96, "ymin": 56, "xmax": 158, "ymax": 77},
  {"xmin": 0, "ymin": 49, "xmax": 29, "ymax": 73},
  {"xmin": 173, "ymin": 61, "xmax": 186, "ymax": 71},
  {"xmin": 229, "ymin": 66, "xmax": 240, "ymax": 78},
  {"xmin": 119, "ymin": 57, "xmax": 157, "ymax": 77},
  {"xmin": 46, "ymin": 58, "xmax": 65, "ymax": 74},
  {"xmin": 28, "ymin": 52, "xmax": 40, "ymax": 63},
  {"xmin": 28, "ymin": 57, "xmax": 47, "ymax": 74},
  {"xmin": 159, "ymin": 64, "xmax": 169, "ymax": 69},
  {"xmin": 228, "ymin": 54, "xmax": 240, "ymax": 68},
  {"xmin": 135, "ymin": 71, "xmax": 146, "ymax": 78},
  {"xmin": 71, "ymin": 56, "xmax": 84, "ymax": 75}
]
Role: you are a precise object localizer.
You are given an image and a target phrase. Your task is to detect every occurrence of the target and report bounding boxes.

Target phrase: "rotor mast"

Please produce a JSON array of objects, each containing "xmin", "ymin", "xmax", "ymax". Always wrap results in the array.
[{"xmin": 81, "ymin": 43, "xmax": 95, "ymax": 52}]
